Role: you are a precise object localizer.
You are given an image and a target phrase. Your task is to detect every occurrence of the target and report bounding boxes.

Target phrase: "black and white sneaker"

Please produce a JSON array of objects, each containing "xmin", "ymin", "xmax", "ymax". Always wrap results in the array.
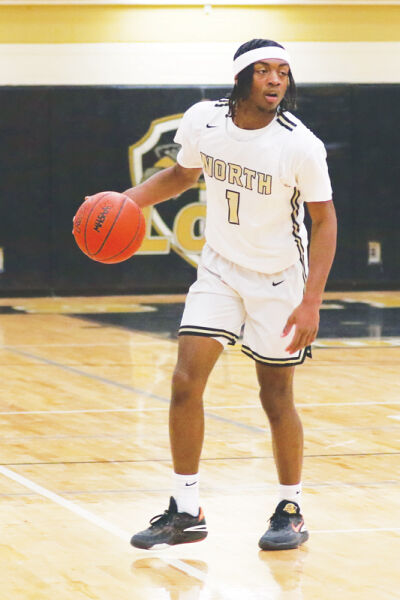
[
  {"xmin": 130, "ymin": 497, "xmax": 208, "ymax": 550},
  {"xmin": 258, "ymin": 500, "xmax": 309, "ymax": 551}
]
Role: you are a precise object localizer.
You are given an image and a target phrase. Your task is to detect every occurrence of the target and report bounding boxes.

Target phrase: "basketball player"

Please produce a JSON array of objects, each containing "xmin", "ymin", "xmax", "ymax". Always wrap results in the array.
[{"xmin": 121, "ymin": 39, "xmax": 337, "ymax": 550}]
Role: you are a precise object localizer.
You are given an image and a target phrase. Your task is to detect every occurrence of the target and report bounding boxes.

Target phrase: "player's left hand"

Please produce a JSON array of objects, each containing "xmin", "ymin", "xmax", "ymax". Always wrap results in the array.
[{"xmin": 281, "ymin": 299, "xmax": 320, "ymax": 354}]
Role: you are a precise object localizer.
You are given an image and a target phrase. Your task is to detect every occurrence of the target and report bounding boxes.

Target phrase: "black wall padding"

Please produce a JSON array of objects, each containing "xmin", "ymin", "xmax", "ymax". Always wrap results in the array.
[{"xmin": 0, "ymin": 84, "xmax": 398, "ymax": 295}]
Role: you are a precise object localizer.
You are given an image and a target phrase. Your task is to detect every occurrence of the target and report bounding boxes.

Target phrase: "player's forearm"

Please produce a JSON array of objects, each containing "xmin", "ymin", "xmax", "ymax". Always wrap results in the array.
[
  {"xmin": 123, "ymin": 164, "xmax": 200, "ymax": 209},
  {"xmin": 303, "ymin": 208, "xmax": 337, "ymax": 305}
]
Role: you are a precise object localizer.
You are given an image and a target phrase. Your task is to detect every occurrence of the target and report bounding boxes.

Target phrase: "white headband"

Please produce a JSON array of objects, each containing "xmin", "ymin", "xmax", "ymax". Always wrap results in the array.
[{"xmin": 233, "ymin": 46, "xmax": 291, "ymax": 77}]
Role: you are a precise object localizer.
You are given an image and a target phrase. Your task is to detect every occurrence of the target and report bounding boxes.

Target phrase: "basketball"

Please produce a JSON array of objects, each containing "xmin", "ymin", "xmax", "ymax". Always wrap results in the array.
[{"xmin": 73, "ymin": 191, "xmax": 146, "ymax": 264}]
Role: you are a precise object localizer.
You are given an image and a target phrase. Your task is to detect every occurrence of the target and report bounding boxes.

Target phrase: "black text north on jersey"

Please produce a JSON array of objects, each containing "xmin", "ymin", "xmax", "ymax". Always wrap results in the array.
[{"xmin": 200, "ymin": 152, "xmax": 272, "ymax": 195}]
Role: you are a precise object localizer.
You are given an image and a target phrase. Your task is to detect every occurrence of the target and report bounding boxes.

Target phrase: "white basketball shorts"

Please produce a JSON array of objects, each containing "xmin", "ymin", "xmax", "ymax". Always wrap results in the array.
[{"xmin": 179, "ymin": 244, "xmax": 312, "ymax": 366}]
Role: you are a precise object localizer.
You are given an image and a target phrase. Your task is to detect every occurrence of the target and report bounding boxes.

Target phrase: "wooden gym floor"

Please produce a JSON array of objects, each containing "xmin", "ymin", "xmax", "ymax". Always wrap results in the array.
[{"xmin": 0, "ymin": 291, "xmax": 399, "ymax": 599}]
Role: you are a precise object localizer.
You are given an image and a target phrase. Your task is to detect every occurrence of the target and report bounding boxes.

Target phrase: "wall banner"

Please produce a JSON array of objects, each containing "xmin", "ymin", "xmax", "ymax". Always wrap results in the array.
[{"xmin": 129, "ymin": 113, "xmax": 206, "ymax": 268}]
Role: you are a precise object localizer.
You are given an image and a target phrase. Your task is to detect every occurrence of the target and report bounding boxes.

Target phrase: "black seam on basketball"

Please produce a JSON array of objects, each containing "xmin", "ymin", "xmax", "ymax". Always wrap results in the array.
[
  {"xmin": 84, "ymin": 192, "xmax": 109, "ymax": 256},
  {"xmin": 99, "ymin": 205, "xmax": 143, "ymax": 262},
  {"xmin": 92, "ymin": 196, "xmax": 128, "ymax": 258}
]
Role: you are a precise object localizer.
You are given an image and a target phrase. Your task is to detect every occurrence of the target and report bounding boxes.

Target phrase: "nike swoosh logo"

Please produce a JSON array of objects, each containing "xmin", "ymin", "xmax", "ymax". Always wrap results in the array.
[
  {"xmin": 291, "ymin": 520, "xmax": 304, "ymax": 533},
  {"xmin": 185, "ymin": 481, "xmax": 198, "ymax": 486},
  {"xmin": 272, "ymin": 280, "xmax": 284, "ymax": 287},
  {"xmin": 206, "ymin": 124, "xmax": 217, "ymax": 128},
  {"xmin": 183, "ymin": 525, "xmax": 208, "ymax": 532}
]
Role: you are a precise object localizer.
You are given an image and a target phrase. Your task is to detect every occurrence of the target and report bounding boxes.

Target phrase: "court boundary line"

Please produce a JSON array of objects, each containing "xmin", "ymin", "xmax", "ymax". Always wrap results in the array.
[
  {"xmin": 2, "ymin": 318, "xmax": 399, "ymax": 582},
  {"xmin": 0, "ymin": 464, "xmax": 208, "ymax": 583},
  {"xmin": 3, "ymin": 346, "xmax": 266, "ymax": 434},
  {"xmin": 212, "ymin": 527, "xmax": 400, "ymax": 537},
  {"xmin": 1, "ymin": 451, "xmax": 399, "ymax": 467},
  {"xmin": 1, "ymin": 479, "xmax": 399, "ymax": 499},
  {"xmin": 1, "ymin": 397, "xmax": 400, "ymax": 416},
  {"xmin": 1, "ymin": 464, "xmax": 399, "ymax": 541},
  {"xmin": 311, "ymin": 527, "xmax": 400, "ymax": 534}
]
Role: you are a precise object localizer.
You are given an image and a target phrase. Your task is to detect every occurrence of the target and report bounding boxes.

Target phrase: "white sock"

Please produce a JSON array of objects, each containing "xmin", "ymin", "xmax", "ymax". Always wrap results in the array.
[
  {"xmin": 173, "ymin": 472, "xmax": 200, "ymax": 516},
  {"xmin": 279, "ymin": 482, "xmax": 302, "ymax": 507}
]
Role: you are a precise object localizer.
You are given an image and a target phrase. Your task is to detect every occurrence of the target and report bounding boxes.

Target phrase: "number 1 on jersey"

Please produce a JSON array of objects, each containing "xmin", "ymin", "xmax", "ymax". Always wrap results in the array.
[{"xmin": 226, "ymin": 190, "xmax": 240, "ymax": 225}]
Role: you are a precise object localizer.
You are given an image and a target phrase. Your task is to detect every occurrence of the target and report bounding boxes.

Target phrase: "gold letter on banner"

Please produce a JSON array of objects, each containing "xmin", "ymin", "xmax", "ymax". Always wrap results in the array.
[
  {"xmin": 136, "ymin": 206, "xmax": 170, "ymax": 254},
  {"xmin": 173, "ymin": 203, "xmax": 206, "ymax": 253}
]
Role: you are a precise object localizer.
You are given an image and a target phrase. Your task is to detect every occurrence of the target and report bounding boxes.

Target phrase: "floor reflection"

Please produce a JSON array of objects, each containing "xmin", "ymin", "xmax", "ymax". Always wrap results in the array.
[
  {"xmin": 131, "ymin": 557, "xmax": 208, "ymax": 600},
  {"xmin": 258, "ymin": 547, "xmax": 308, "ymax": 600}
]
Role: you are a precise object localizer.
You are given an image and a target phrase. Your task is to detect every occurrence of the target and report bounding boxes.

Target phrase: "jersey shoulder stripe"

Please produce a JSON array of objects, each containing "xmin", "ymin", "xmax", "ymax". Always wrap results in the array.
[
  {"xmin": 279, "ymin": 112, "xmax": 297, "ymax": 128},
  {"xmin": 214, "ymin": 97, "xmax": 229, "ymax": 107},
  {"xmin": 277, "ymin": 113, "xmax": 297, "ymax": 132},
  {"xmin": 277, "ymin": 117, "xmax": 293, "ymax": 132}
]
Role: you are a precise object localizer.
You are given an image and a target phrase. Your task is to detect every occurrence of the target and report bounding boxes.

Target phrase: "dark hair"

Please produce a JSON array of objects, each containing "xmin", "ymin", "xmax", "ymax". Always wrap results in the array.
[{"xmin": 227, "ymin": 38, "xmax": 297, "ymax": 118}]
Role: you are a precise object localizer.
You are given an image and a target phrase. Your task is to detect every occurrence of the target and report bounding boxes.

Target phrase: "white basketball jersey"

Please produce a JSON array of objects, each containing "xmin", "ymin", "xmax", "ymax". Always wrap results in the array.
[{"xmin": 174, "ymin": 99, "xmax": 332, "ymax": 275}]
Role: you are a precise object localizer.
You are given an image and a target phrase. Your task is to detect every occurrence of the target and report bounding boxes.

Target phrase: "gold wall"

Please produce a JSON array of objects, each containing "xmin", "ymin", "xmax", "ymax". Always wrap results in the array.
[{"xmin": 0, "ymin": 4, "xmax": 399, "ymax": 43}]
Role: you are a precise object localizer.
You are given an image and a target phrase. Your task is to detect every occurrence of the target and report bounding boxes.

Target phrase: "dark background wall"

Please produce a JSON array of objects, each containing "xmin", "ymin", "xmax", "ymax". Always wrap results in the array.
[{"xmin": 0, "ymin": 84, "xmax": 398, "ymax": 296}]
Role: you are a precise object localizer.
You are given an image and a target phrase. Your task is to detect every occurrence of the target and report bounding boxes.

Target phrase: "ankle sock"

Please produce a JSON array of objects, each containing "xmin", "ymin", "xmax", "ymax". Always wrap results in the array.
[
  {"xmin": 278, "ymin": 482, "xmax": 302, "ymax": 507},
  {"xmin": 173, "ymin": 472, "xmax": 200, "ymax": 516}
]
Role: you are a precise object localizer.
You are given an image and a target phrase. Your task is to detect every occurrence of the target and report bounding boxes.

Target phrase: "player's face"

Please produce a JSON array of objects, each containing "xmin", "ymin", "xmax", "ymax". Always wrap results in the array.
[{"xmin": 248, "ymin": 60, "xmax": 290, "ymax": 113}]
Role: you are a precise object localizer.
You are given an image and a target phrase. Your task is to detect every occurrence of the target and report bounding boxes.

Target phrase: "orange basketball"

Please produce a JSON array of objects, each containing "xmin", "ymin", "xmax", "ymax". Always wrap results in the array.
[{"xmin": 73, "ymin": 191, "xmax": 146, "ymax": 264}]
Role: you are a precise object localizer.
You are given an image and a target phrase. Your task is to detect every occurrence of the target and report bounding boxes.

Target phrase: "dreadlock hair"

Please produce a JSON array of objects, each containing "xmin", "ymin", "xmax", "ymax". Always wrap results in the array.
[{"xmin": 227, "ymin": 38, "xmax": 297, "ymax": 119}]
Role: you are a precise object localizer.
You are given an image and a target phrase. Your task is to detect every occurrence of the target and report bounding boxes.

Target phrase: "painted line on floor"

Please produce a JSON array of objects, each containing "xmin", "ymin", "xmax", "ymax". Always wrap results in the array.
[
  {"xmin": 2, "ymin": 400, "xmax": 400, "ymax": 417},
  {"xmin": 0, "ymin": 408, "xmax": 170, "ymax": 415},
  {"xmin": 0, "ymin": 464, "xmax": 129, "ymax": 540},
  {"xmin": 215, "ymin": 526, "xmax": 400, "ymax": 539},
  {"xmin": 1, "ymin": 479, "xmax": 399, "ymax": 499},
  {"xmin": 1, "ymin": 454, "xmax": 400, "ymax": 468},
  {"xmin": 2, "ymin": 463, "xmax": 398, "ymax": 553},
  {"xmin": 325, "ymin": 440, "xmax": 355, "ymax": 449},
  {"xmin": 312, "ymin": 527, "xmax": 400, "ymax": 534},
  {"xmin": 4, "ymin": 346, "xmax": 170, "ymax": 401},
  {"xmin": 0, "ymin": 464, "xmax": 208, "ymax": 583},
  {"xmin": 0, "ymin": 341, "xmax": 160, "ymax": 348},
  {"xmin": 3, "ymin": 346, "xmax": 266, "ymax": 434}
]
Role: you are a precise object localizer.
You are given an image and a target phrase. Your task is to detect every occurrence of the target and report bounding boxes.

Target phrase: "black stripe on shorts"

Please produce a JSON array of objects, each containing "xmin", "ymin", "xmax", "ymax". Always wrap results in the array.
[
  {"xmin": 241, "ymin": 344, "xmax": 312, "ymax": 366},
  {"xmin": 178, "ymin": 325, "xmax": 238, "ymax": 346}
]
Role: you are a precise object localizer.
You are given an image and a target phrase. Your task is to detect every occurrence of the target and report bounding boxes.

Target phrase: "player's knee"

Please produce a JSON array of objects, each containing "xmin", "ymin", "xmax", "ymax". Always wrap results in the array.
[
  {"xmin": 259, "ymin": 379, "xmax": 294, "ymax": 423},
  {"xmin": 259, "ymin": 376, "xmax": 292, "ymax": 400},
  {"xmin": 260, "ymin": 397, "xmax": 283, "ymax": 424},
  {"xmin": 171, "ymin": 368, "xmax": 203, "ymax": 405}
]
